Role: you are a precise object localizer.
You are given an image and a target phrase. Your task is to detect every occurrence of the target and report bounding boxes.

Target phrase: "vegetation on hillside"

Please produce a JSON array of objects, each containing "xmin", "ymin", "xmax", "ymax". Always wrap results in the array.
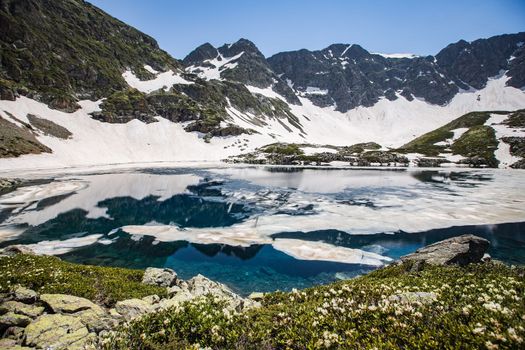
[
  {"xmin": 0, "ymin": 0, "xmax": 180, "ymax": 110},
  {"xmin": 0, "ymin": 254, "xmax": 167, "ymax": 307},
  {"xmin": 102, "ymin": 262, "xmax": 525, "ymax": 349},
  {"xmin": 0, "ymin": 114, "xmax": 51, "ymax": 158}
]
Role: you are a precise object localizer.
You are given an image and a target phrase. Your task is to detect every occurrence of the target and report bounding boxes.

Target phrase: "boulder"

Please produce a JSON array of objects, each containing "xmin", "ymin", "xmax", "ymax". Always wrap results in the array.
[
  {"xmin": 0, "ymin": 339, "xmax": 18, "ymax": 349},
  {"xmin": 400, "ymin": 234, "xmax": 490, "ymax": 266},
  {"xmin": 12, "ymin": 286, "xmax": 38, "ymax": 303},
  {"xmin": 0, "ymin": 312, "xmax": 31, "ymax": 328},
  {"xmin": 142, "ymin": 267, "xmax": 178, "ymax": 287},
  {"xmin": 0, "ymin": 245, "xmax": 36, "ymax": 257},
  {"xmin": 40, "ymin": 294, "xmax": 103, "ymax": 314},
  {"xmin": 1, "ymin": 301, "xmax": 44, "ymax": 318},
  {"xmin": 141, "ymin": 294, "xmax": 160, "ymax": 305},
  {"xmin": 186, "ymin": 274, "xmax": 248, "ymax": 311},
  {"xmin": 72, "ymin": 308, "xmax": 118, "ymax": 334},
  {"xmin": 0, "ymin": 338, "xmax": 32, "ymax": 350},
  {"xmin": 248, "ymin": 292, "xmax": 265, "ymax": 302},
  {"xmin": 157, "ymin": 290, "xmax": 194, "ymax": 310},
  {"xmin": 167, "ymin": 285, "xmax": 184, "ymax": 296},
  {"xmin": 24, "ymin": 314, "xmax": 94, "ymax": 350},
  {"xmin": 114, "ymin": 298, "xmax": 155, "ymax": 319},
  {"xmin": 186, "ymin": 274, "xmax": 238, "ymax": 299}
]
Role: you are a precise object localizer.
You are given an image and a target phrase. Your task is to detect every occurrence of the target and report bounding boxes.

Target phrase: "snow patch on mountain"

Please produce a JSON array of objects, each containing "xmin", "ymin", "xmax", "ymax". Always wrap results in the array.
[
  {"xmin": 122, "ymin": 67, "xmax": 193, "ymax": 93},
  {"xmin": 0, "ymin": 96, "xmax": 268, "ymax": 171},
  {"xmin": 372, "ymin": 53, "xmax": 419, "ymax": 59},
  {"xmin": 186, "ymin": 52, "xmax": 245, "ymax": 80},
  {"xmin": 485, "ymin": 113, "xmax": 525, "ymax": 168},
  {"xmin": 0, "ymin": 73, "xmax": 523, "ymax": 171}
]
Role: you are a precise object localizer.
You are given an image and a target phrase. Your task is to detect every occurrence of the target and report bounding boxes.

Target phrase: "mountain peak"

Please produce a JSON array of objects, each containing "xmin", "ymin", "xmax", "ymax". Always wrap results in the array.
[
  {"xmin": 183, "ymin": 42, "xmax": 218, "ymax": 66},
  {"xmin": 219, "ymin": 38, "xmax": 262, "ymax": 58}
]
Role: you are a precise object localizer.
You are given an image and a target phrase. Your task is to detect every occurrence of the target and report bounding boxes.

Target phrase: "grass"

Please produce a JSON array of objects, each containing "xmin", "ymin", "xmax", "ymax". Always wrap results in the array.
[
  {"xmin": 102, "ymin": 262, "xmax": 525, "ymax": 349},
  {"xmin": 261, "ymin": 143, "xmax": 304, "ymax": 156},
  {"xmin": 503, "ymin": 110, "xmax": 525, "ymax": 128},
  {"xmin": 451, "ymin": 126, "xmax": 499, "ymax": 167},
  {"xmin": 0, "ymin": 254, "xmax": 167, "ymax": 307},
  {"xmin": 397, "ymin": 111, "xmax": 505, "ymax": 157}
]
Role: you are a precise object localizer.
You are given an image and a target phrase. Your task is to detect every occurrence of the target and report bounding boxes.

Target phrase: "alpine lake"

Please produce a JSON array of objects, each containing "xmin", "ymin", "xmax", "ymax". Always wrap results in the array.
[{"xmin": 1, "ymin": 165, "xmax": 524, "ymax": 296}]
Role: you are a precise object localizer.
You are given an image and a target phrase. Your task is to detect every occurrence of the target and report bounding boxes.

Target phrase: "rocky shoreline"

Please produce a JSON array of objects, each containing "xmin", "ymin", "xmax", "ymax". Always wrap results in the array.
[
  {"xmin": 0, "ymin": 234, "xmax": 517, "ymax": 349},
  {"xmin": 0, "ymin": 246, "xmax": 261, "ymax": 350}
]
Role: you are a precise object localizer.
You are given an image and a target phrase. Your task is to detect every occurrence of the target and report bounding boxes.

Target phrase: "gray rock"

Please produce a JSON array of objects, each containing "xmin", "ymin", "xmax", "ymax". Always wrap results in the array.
[
  {"xmin": 167, "ymin": 285, "xmax": 183, "ymax": 296},
  {"xmin": 0, "ymin": 338, "xmax": 18, "ymax": 349},
  {"xmin": 186, "ymin": 274, "xmax": 238, "ymax": 299},
  {"xmin": 40, "ymin": 294, "xmax": 103, "ymax": 314},
  {"xmin": 157, "ymin": 290, "xmax": 194, "ymax": 310},
  {"xmin": 248, "ymin": 292, "xmax": 265, "ymax": 301},
  {"xmin": 0, "ymin": 312, "xmax": 31, "ymax": 328},
  {"xmin": 400, "ymin": 234, "xmax": 490, "ymax": 266},
  {"xmin": 72, "ymin": 308, "xmax": 117, "ymax": 334},
  {"xmin": 0, "ymin": 245, "xmax": 36, "ymax": 257},
  {"xmin": 141, "ymin": 294, "xmax": 160, "ymax": 305},
  {"xmin": 186, "ymin": 274, "xmax": 249, "ymax": 311},
  {"xmin": 114, "ymin": 298, "xmax": 155, "ymax": 319},
  {"xmin": 24, "ymin": 314, "xmax": 93, "ymax": 350},
  {"xmin": 12, "ymin": 286, "xmax": 38, "ymax": 303},
  {"xmin": 142, "ymin": 267, "xmax": 178, "ymax": 287},
  {"xmin": 1, "ymin": 301, "xmax": 44, "ymax": 318}
]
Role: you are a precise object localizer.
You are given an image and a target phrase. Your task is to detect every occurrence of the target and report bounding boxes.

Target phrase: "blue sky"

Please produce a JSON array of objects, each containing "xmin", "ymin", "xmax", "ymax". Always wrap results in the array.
[{"xmin": 89, "ymin": 0, "xmax": 525, "ymax": 59}]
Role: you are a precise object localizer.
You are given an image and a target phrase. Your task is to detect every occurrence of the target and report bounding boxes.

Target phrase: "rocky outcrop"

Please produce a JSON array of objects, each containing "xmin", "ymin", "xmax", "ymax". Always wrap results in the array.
[
  {"xmin": 141, "ymin": 267, "xmax": 178, "ymax": 287},
  {"xmin": 24, "ymin": 314, "xmax": 93, "ymax": 350},
  {"xmin": 40, "ymin": 294, "xmax": 104, "ymax": 314},
  {"xmin": 184, "ymin": 39, "xmax": 300, "ymax": 105},
  {"xmin": 400, "ymin": 234, "xmax": 490, "ymax": 266}
]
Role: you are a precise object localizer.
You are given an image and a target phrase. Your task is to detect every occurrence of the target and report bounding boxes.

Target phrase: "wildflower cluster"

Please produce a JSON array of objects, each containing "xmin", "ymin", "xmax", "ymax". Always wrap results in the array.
[{"xmin": 102, "ymin": 262, "xmax": 525, "ymax": 349}]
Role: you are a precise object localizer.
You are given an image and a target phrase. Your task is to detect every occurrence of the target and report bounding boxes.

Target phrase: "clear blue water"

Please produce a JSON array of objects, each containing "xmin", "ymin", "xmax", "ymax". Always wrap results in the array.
[{"xmin": 1, "ymin": 166, "xmax": 524, "ymax": 295}]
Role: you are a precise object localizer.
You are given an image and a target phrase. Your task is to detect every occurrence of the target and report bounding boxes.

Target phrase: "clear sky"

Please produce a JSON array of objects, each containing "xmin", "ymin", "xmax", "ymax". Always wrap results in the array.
[{"xmin": 88, "ymin": 0, "xmax": 525, "ymax": 59}]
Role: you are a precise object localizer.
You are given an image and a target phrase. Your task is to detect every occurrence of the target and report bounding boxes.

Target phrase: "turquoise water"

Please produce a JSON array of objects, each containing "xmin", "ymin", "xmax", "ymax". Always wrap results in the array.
[{"xmin": 1, "ymin": 167, "xmax": 524, "ymax": 295}]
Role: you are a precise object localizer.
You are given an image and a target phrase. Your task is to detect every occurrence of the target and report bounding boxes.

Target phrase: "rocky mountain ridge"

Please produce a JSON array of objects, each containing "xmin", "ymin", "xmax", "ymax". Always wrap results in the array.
[
  {"xmin": 0, "ymin": 0, "xmax": 524, "ymax": 169},
  {"xmin": 267, "ymin": 33, "xmax": 525, "ymax": 112}
]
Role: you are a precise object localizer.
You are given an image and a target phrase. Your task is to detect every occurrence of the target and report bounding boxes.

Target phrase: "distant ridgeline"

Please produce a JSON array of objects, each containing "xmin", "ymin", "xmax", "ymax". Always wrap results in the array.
[{"xmin": 0, "ymin": 0, "xmax": 524, "ymax": 168}]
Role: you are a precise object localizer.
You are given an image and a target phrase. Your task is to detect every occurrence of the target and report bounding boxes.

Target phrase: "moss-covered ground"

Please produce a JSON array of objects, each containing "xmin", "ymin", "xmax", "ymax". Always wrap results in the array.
[{"xmin": 0, "ymin": 254, "xmax": 167, "ymax": 307}]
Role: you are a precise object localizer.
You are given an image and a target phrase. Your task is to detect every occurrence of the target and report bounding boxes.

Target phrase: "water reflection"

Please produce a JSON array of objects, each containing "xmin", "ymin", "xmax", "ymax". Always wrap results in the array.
[{"xmin": 0, "ymin": 167, "xmax": 524, "ymax": 293}]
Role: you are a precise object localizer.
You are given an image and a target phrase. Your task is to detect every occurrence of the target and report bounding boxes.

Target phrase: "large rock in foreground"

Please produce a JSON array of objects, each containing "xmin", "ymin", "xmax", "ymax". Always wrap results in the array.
[
  {"xmin": 400, "ymin": 234, "xmax": 490, "ymax": 266},
  {"xmin": 142, "ymin": 267, "xmax": 178, "ymax": 287},
  {"xmin": 40, "ymin": 294, "xmax": 103, "ymax": 314},
  {"xmin": 23, "ymin": 314, "xmax": 94, "ymax": 350}
]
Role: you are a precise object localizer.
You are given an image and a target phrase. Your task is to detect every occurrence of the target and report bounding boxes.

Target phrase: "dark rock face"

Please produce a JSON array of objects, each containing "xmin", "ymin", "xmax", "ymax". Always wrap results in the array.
[
  {"xmin": 436, "ymin": 33, "xmax": 525, "ymax": 90},
  {"xmin": 400, "ymin": 234, "xmax": 490, "ymax": 266},
  {"xmin": 183, "ymin": 39, "xmax": 300, "ymax": 105},
  {"xmin": 268, "ymin": 33, "xmax": 525, "ymax": 112},
  {"xmin": 183, "ymin": 43, "xmax": 219, "ymax": 67}
]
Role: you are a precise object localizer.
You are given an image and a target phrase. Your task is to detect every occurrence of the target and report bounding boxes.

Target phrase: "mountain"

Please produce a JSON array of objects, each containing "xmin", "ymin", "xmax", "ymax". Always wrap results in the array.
[
  {"xmin": 184, "ymin": 39, "xmax": 300, "ymax": 105},
  {"xmin": 267, "ymin": 33, "xmax": 525, "ymax": 112},
  {"xmin": 0, "ymin": 0, "xmax": 181, "ymax": 111},
  {"xmin": 0, "ymin": 0, "xmax": 524, "ymax": 170}
]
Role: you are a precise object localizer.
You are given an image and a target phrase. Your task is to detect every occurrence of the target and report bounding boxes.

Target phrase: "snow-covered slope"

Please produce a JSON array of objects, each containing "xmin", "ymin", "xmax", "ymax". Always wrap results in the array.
[{"xmin": 0, "ymin": 72, "xmax": 523, "ymax": 171}]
